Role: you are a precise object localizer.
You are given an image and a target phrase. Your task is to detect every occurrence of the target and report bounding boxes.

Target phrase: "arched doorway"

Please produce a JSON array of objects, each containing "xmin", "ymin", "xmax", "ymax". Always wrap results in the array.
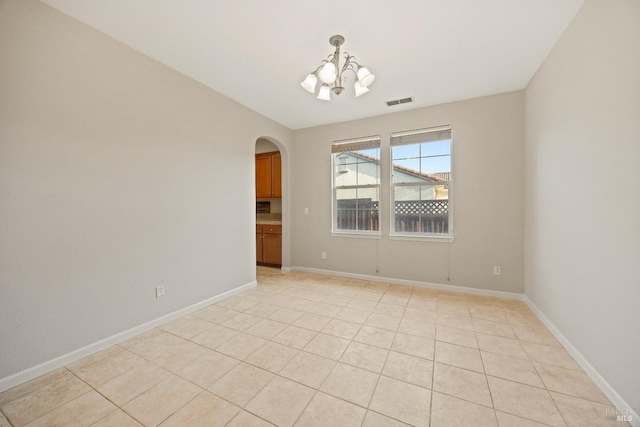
[{"xmin": 255, "ymin": 138, "xmax": 283, "ymax": 268}]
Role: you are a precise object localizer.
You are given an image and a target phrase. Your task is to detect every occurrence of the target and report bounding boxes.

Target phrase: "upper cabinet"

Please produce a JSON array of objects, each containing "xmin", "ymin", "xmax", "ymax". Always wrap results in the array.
[{"xmin": 256, "ymin": 151, "xmax": 281, "ymax": 199}]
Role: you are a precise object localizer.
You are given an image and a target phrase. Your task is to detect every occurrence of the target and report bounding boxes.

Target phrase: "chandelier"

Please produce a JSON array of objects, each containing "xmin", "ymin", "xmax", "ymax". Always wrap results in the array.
[{"xmin": 300, "ymin": 35, "xmax": 376, "ymax": 101}]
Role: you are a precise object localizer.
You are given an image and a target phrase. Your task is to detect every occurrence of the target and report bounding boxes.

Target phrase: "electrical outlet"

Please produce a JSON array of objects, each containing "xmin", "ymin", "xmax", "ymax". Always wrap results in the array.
[
  {"xmin": 321, "ymin": 251, "xmax": 327, "ymax": 260},
  {"xmin": 156, "ymin": 286, "xmax": 165, "ymax": 298},
  {"xmin": 304, "ymin": 208, "xmax": 309, "ymax": 215},
  {"xmin": 493, "ymin": 266, "xmax": 501, "ymax": 276}
]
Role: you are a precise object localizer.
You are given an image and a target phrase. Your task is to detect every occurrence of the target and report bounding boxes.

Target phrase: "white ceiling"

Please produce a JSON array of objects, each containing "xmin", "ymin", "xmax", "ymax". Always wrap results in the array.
[{"xmin": 41, "ymin": 0, "xmax": 584, "ymax": 130}]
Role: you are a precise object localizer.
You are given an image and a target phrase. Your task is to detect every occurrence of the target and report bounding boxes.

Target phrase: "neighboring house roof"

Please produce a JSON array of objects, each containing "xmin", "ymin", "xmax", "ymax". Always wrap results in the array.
[
  {"xmin": 339, "ymin": 151, "xmax": 449, "ymax": 182},
  {"xmin": 431, "ymin": 172, "xmax": 451, "ymax": 181}
]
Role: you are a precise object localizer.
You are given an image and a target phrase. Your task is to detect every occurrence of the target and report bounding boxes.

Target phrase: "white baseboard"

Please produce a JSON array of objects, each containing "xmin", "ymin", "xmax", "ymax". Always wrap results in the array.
[
  {"xmin": 280, "ymin": 266, "xmax": 291, "ymax": 273},
  {"xmin": 290, "ymin": 266, "xmax": 523, "ymax": 300},
  {"xmin": 524, "ymin": 296, "xmax": 639, "ymax": 427},
  {"xmin": 0, "ymin": 281, "xmax": 256, "ymax": 394}
]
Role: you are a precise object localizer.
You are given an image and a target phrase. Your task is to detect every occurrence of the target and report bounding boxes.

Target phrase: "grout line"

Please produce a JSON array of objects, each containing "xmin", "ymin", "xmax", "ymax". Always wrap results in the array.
[
  {"xmin": 0, "ymin": 405, "xmax": 15, "ymax": 427},
  {"xmin": 65, "ymin": 367, "xmax": 144, "ymax": 425},
  {"xmin": 476, "ymin": 335, "xmax": 500, "ymax": 426},
  {"xmin": 290, "ymin": 389, "xmax": 318, "ymax": 426},
  {"xmin": 429, "ymin": 320, "xmax": 439, "ymax": 427},
  {"xmin": 87, "ymin": 408, "xmax": 123, "ymax": 426},
  {"xmin": 364, "ymin": 408, "xmax": 412, "ymax": 426},
  {"xmin": 364, "ymin": 329, "xmax": 395, "ymax": 412},
  {"xmin": 532, "ymin": 364, "xmax": 570, "ymax": 427}
]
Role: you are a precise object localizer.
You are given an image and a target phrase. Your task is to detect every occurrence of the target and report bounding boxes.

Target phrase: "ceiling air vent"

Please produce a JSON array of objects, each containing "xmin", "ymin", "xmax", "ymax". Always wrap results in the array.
[{"xmin": 386, "ymin": 97, "xmax": 414, "ymax": 107}]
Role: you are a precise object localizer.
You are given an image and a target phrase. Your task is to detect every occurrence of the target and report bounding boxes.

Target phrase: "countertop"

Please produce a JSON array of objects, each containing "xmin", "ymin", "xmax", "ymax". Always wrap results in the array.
[{"xmin": 256, "ymin": 213, "xmax": 282, "ymax": 225}]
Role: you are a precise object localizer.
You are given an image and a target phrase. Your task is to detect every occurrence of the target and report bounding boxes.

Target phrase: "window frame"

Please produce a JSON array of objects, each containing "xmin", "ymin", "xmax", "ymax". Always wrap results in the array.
[
  {"xmin": 330, "ymin": 136, "xmax": 382, "ymax": 237},
  {"xmin": 389, "ymin": 125, "xmax": 454, "ymax": 242}
]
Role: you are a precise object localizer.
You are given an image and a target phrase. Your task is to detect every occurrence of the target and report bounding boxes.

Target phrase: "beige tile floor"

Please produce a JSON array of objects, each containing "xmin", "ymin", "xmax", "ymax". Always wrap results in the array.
[{"xmin": 0, "ymin": 267, "xmax": 626, "ymax": 427}]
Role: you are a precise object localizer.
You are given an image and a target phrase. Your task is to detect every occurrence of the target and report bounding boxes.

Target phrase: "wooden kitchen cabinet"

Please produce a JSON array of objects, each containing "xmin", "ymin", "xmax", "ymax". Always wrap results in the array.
[
  {"xmin": 256, "ymin": 225, "xmax": 264, "ymax": 264},
  {"xmin": 271, "ymin": 152, "xmax": 281, "ymax": 199},
  {"xmin": 255, "ymin": 151, "xmax": 281, "ymax": 199},
  {"xmin": 256, "ymin": 224, "xmax": 282, "ymax": 266}
]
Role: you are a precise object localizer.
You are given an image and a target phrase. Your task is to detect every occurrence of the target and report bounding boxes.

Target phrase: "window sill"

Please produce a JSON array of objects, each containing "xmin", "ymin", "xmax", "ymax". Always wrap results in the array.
[
  {"xmin": 388, "ymin": 233, "xmax": 454, "ymax": 243},
  {"xmin": 331, "ymin": 231, "xmax": 382, "ymax": 239}
]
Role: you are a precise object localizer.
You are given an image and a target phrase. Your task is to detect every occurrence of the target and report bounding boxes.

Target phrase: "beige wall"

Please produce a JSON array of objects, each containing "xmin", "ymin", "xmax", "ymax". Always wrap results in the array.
[
  {"xmin": 291, "ymin": 92, "xmax": 525, "ymax": 294},
  {"xmin": 525, "ymin": 0, "xmax": 640, "ymax": 413},
  {"xmin": 0, "ymin": 0, "xmax": 292, "ymax": 381}
]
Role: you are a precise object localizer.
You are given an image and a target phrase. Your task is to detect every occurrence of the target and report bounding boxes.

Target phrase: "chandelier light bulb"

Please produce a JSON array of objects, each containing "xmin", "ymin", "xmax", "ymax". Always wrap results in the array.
[
  {"xmin": 317, "ymin": 84, "xmax": 331, "ymax": 101},
  {"xmin": 318, "ymin": 62, "xmax": 337, "ymax": 84},
  {"xmin": 354, "ymin": 80, "xmax": 369, "ymax": 97},
  {"xmin": 300, "ymin": 73, "xmax": 317, "ymax": 93},
  {"xmin": 357, "ymin": 67, "xmax": 375, "ymax": 87}
]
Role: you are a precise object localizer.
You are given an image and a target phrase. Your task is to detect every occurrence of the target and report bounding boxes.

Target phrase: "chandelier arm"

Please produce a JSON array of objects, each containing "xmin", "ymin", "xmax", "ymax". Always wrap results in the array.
[
  {"xmin": 342, "ymin": 55, "xmax": 358, "ymax": 74},
  {"xmin": 333, "ymin": 54, "xmax": 356, "ymax": 88},
  {"xmin": 341, "ymin": 67, "xmax": 358, "ymax": 78},
  {"xmin": 313, "ymin": 62, "xmax": 327, "ymax": 73},
  {"xmin": 348, "ymin": 59, "xmax": 362, "ymax": 69}
]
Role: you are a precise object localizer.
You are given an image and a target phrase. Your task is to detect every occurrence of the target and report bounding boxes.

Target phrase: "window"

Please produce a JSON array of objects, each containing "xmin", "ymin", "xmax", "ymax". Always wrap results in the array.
[
  {"xmin": 390, "ymin": 125, "xmax": 452, "ymax": 239},
  {"xmin": 331, "ymin": 136, "xmax": 381, "ymax": 235}
]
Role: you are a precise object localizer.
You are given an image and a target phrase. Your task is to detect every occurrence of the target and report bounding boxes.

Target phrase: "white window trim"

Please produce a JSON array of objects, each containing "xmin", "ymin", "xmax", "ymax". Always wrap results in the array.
[
  {"xmin": 388, "ymin": 233, "xmax": 454, "ymax": 243},
  {"xmin": 330, "ymin": 136, "xmax": 382, "ymax": 236},
  {"xmin": 331, "ymin": 231, "xmax": 382, "ymax": 239},
  {"xmin": 331, "ymin": 183, "xmax": 382, "ymax": 236},
  {"xmin": 389, "ymin": 126, "xmax": 454, "ymax": 240}
]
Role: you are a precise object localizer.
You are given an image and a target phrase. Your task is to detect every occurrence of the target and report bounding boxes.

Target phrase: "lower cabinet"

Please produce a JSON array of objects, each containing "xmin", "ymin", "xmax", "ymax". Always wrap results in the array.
[{"xmin": 256, "ymin": 224, "xmax": 282, "ymax": 266}]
